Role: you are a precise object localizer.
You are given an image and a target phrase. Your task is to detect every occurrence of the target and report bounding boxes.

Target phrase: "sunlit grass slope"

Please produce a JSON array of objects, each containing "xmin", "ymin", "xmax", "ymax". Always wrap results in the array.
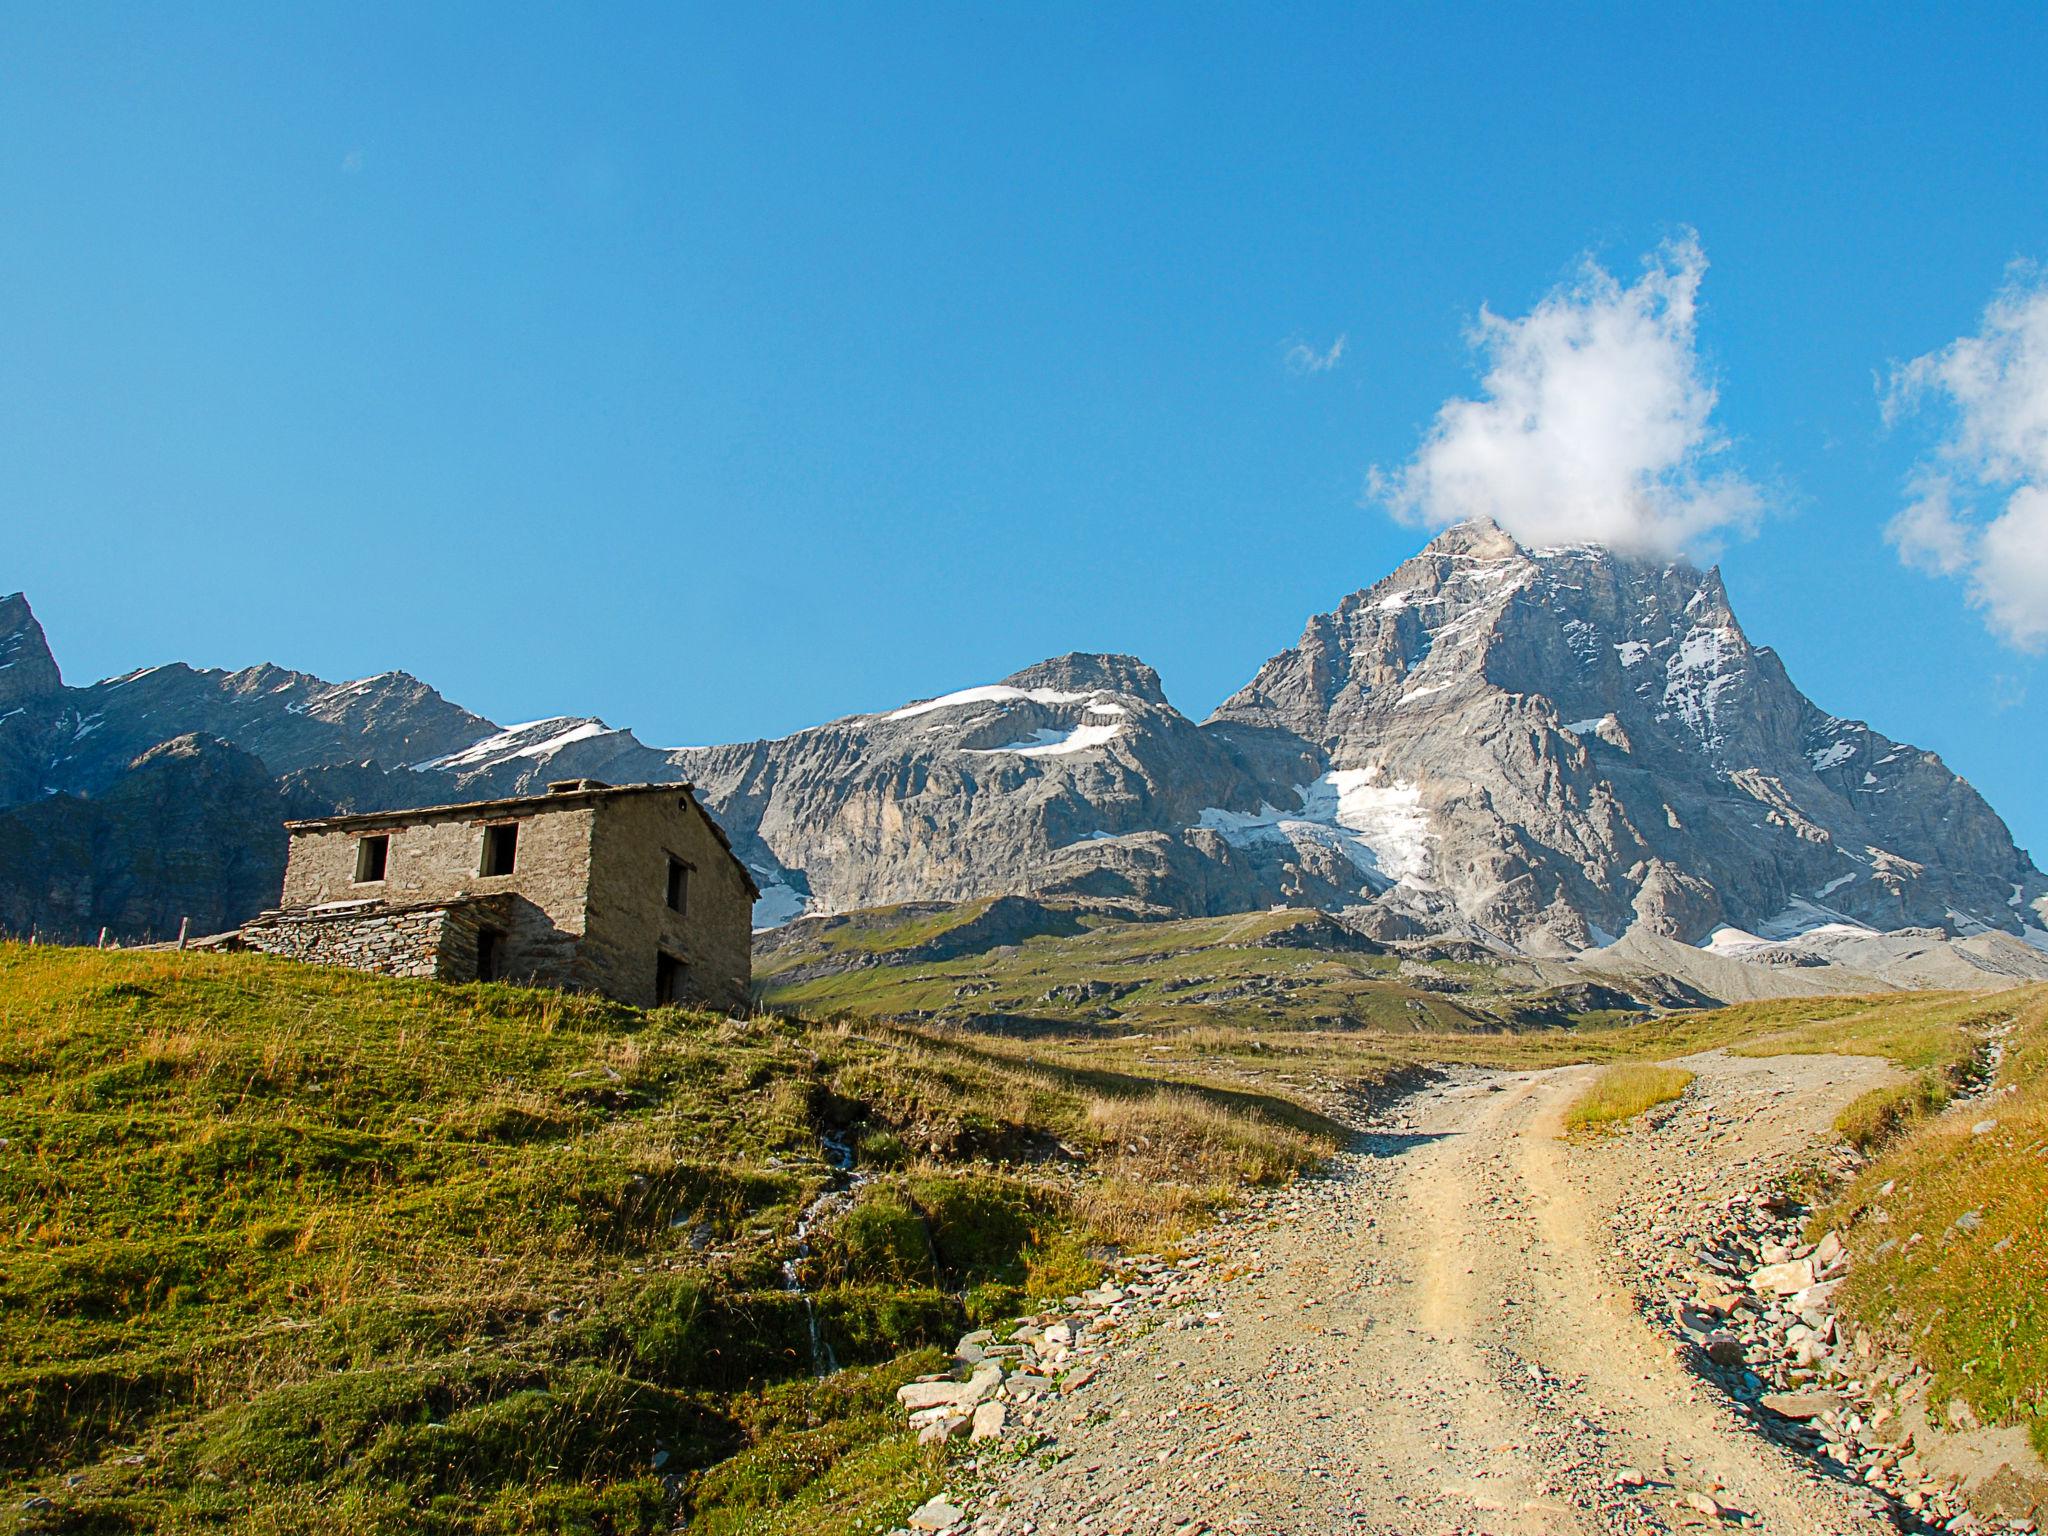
[
  {"xmin": 0, "ymin": 943, "xmax": 1347, "ymax": 1535},
  {"xmin": 755, "ymin": 900, "xmax": 1637, "ymax": 1034},
  {"xmin": 1563, "ymin": 1063, "xmax": 1695, "ymax": 1134},
  {"xmin": 1820, "ymin": 984, "xmax": 2048, "ymax": 1455}
]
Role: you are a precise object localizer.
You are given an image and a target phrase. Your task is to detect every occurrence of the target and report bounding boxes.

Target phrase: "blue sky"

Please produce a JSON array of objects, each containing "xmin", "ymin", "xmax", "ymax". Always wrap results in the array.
[{"xmin": 3, "ymin": 6, "xmax": 2045, "ymax": 855}]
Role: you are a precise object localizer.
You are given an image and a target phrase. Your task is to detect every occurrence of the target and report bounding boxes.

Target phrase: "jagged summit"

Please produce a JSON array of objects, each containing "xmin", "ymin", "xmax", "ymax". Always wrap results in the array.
[
  {"xmin": 1207, "ymin": 530, "xmax": 2044, "ymax": 952},
  {"xmin": 0, "ymin": 592, "xmax": 62, "ymax": 704},
  {"xmin": 1416, "ymin": 515, "xmax": 1526, "ymax": 560},
  {"xmin": 1000, "ymin": 653, "xmax": 1167, "ymax": 704},
  {"xmin": 1, "ymin": 553, "xmax": 2042, "ymax": 963}
]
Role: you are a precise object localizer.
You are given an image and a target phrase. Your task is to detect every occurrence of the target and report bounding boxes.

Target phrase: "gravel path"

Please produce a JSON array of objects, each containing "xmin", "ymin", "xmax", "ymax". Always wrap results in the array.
[{"xmin": 975, "ymin": 1051, "xmax": 1907, "ymax": 1535}]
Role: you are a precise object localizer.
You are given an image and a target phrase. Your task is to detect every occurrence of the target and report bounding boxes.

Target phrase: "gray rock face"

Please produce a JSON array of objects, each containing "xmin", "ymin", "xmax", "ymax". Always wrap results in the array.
[
  {"xmin": 1208, "ymin": 520, "xmax": 2048, "ymax": 952},
  {"xmin": 0, "ymin": 734, "xmax": 336, "ymax": 942},
  {"xmin": 1, "ymin": 523, "xmax": 2042, "ymax": 955},
  {"xmin": 0, "ymin": 593, "xmax": 62, "ymax": 708}
]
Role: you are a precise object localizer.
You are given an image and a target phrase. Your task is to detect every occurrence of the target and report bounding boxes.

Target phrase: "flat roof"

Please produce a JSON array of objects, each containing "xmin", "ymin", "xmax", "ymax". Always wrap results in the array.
[
  {"xmin": 283, "ymin": 780, "xmax": 692, "ymax": 832},
  {"xmin": 284, "ymin": 781, "xmax": 760, "ymax": 897}
]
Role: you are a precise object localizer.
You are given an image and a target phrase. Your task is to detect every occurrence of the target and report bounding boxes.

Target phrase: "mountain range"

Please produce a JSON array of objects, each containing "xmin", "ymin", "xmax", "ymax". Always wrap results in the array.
[{"xmin": 5, "ymin": 521, "xmax": 2045, "ymax": 967}]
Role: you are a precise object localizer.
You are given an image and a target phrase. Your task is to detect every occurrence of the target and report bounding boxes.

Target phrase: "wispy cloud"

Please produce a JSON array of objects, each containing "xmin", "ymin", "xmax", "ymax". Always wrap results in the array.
[
  {"xmin": 1284, "ymin": 334, "xmax": 1346, "ymax": 375},
  {"xmin": 1885, "ymin": 263, "xmax": 2048, "ymax": 653},
  {"xmin": 340, "ymin": 148, "xmax": 363, "ymax": 175},
  {"xmin": 1368, "ymin": 233, "xmax": 1763, "ymax": 558}
]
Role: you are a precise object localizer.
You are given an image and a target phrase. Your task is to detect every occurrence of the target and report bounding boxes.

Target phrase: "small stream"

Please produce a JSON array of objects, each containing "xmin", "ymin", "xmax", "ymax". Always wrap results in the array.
[{"xmin": 780, "ymin": 1131, "xmax": 872, "ymax": 1377}]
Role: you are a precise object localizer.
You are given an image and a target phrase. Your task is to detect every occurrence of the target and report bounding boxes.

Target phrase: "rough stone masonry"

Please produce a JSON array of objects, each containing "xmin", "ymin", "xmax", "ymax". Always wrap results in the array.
[{"xmin": 231, "ymin": 780, "xmax": 757, "ymax": 1011}]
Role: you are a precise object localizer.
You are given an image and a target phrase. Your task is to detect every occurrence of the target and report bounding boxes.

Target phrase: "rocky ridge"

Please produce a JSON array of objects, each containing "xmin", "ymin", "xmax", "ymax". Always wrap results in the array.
[{"xmin": 2, "ymin": 520, "xmax": 2042, "ymax": 959}]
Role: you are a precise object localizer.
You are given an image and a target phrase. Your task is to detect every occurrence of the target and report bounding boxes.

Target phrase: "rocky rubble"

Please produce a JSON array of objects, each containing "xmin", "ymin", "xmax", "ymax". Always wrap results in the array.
[
  {"xmin": 887, "ymin": 1256, "xmax": 1228, "ymax": 1535},
  {"xmin": 1611, "ymin": 1099, "xmax": 2042, "ymax": 1530}
]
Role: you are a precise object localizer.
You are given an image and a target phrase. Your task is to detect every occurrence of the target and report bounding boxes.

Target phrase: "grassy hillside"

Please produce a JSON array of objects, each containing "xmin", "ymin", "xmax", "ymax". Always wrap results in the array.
[
  {"xmin": 1563, "ymin": 1064, "xmax": 1695, "ymax": 1134},
  {"xmin": 1819, "ymin": 984, "xmax": 2048, "ymax": 1455},
  {"xmin": 0, "ymin": 943, "xmax": 1349, "ymax": 1534},
  {"xmin": 754, "ymin": 899, "xmax": 1643, "ymax": 1034},
  {"xmin": 6, "ymin": 934, "xmax": 2036, "ymax": 1530}
]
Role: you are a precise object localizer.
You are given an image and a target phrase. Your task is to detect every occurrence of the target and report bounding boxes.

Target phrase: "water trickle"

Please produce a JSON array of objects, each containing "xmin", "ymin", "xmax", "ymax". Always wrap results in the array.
[{"xmin": 780, "ymin": 1131, "xmax": 872, "ymax": 1377}]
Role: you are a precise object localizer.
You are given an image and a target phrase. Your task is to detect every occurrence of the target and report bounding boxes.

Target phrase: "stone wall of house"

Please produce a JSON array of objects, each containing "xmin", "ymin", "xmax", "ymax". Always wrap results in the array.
[
  {"xmin": 241, "ymin": 902, "xmax": 460, "ymax": 979},
  {"xmin": 238, "ymin": 895, "xmax": 552, "ymax": 987},
  {"xmin": 580, "ymin": 791, "xmax": 753, "ymax": 1011},
  {"xmin": 281, "ymin": 803, "xmax": 597, "ymax": 985},
  {"xmin": 268, "ymin": 786, "xmax": 751, "ymax": 1008},
  {"xmin": 281, "ymin": 804, "xmax": 598, "ymax": 936}
]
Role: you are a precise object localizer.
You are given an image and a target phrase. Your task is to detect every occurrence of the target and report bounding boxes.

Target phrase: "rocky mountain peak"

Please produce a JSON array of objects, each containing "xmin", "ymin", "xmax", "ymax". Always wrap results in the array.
[
  {"xmin": 130, "ymin": 732, "xmax": 248, "ymax": 770},
  {"xmin": 1, "ymin": 560, "xmax": 2041, "ymax": 960},
  {"xmin": 1000, "ymin": 653, "xmax": 1167, "ymax": 704},
  {"xmin": 1418, "ymin": 517, "xmax": 1525, "ymax": 561},
  {"xmin": 0, "ymin": 593, "xmax": 63, "ymax": 705}
]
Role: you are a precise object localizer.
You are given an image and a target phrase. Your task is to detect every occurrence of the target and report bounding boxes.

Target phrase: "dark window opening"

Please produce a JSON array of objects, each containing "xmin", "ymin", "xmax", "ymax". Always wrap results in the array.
[
  {"xmin": 477, "ymin": 928, "xmax": 503, "ymax": 982},
  {"xmin": 481, "ymin": 822, "xmax": 518, "ymax": 877},
  {"xmin": 655, "ymin": 952, "xmax": 684, "ymax": 1006},
  {"xmin": 354, "ymin": 834, "xmax": 390, "ymax": 883},
  {"xmin": 665, "ymin": 857, "xmax": 690, "ymax": 913}
]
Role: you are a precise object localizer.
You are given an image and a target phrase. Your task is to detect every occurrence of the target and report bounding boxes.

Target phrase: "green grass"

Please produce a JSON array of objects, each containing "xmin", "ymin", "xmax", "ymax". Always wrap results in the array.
[
  {"xmin": 756, "ymin": 902, "xmax": 1531, "ymax": 1034},
  {"xmin": 1562, "ymin": 1063, "xmax": 1695, "ymax": 1134},
  {"xmin": 1818, "ymin": 985, "xmax": 2048, "ymax": 1456},
  {"xmin": 0, "ymin": 943, "xmax": 1349, "ymax": 1533}
]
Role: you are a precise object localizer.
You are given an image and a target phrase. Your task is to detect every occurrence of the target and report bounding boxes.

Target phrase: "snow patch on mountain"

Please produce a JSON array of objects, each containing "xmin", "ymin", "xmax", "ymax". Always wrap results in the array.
[
  {"xmin": 1754, "ymin": 898, "xmax": 1874, "ymax": 941},
  {"xmin": 1808, "ymin": 740, "xmax": 1857, "ymax": 772},
  {"xmin": 751, "ymin": 869, "xmax": 811, "ymax": 931},
  {"xmin": 1199, "ymin": 770, "xmax": 1433, "ymax": 886},
  {"xmin": 884, "ymin": 684, "xmax": 1095, "ymax": 721},
  {"xmin": 971, "ymin": 721, "xmax": 1123, "ymax": 757},
  {"xmin": 417, "ymin": 718, "xmax": 616, "ymax": 771},
  {"xmin": 1660, "ymin": 624, "xmax": 1744, "ymax": 755}
]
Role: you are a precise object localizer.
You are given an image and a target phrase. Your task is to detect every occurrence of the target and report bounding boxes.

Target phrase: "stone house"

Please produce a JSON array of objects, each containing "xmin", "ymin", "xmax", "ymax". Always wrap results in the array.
[{"xmin": 235, "ymin": 780, "xmax": 757, "ymax": 1010}]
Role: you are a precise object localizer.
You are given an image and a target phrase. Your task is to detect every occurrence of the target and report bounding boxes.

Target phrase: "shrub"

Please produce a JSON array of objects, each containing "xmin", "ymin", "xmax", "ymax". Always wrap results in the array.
[
  {"xmin": 813, "ymin": 1287, "xmax": 962, "ymax": 1367},
  {"xmin": 602, "ymin": 1278, "xmax": 812, "ymax": 1392},
  {"xmin": 806, "ymin": 1188, "xmax": 937, "ymax": 1290},
  {"xmin": 905, "ymin": 1175, "xmax": 1037, "ymax": 1290}
]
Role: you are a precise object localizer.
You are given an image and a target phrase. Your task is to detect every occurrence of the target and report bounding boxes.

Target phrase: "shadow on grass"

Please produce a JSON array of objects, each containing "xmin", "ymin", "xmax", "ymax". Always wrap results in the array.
[{"xmin": 897, "ymin": 1022, "xmax": 1353, "ymax": 1146}]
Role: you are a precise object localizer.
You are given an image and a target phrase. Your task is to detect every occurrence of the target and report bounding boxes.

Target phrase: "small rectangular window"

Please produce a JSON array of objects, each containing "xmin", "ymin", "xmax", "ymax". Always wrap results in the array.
[
  {"xmin": 665, "ymin": 857, "xmax": 689, "ymax": 913},
  {"xmin": 354, "ymin": 834, "xmax": 389, "ymax": 883},
  {"xmin": 481, "ymin": 822, "xmax": 518, "ymax": 877},
  {"xmin": 655, "ymin": 952, "xmax": 683, "ymax": 1006}
]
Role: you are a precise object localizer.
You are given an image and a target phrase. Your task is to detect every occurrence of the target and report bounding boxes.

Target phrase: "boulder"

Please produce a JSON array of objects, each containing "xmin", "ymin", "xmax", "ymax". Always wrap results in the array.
[
  {"xmin": 1750, "ymin": 1258, "xmax": 1816, "ymax": 1296},
  {"xmin": 1760, "ymin": 1391, "xmax": 1845, "ymax": 1422},
  {"xmin": 897, "ymin": 1380, "xmax": 972, "ymax": 1412},
  {"xmin": 908, "ymin": 1496, "xmax": 965, "ymax": 1532}
]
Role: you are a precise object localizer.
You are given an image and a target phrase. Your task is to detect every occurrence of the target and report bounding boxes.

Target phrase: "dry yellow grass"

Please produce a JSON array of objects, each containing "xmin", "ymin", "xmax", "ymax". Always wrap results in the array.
[{"xmin": 1562, "ymin": 1063, "xmax": 1695, "ymax": 1135}]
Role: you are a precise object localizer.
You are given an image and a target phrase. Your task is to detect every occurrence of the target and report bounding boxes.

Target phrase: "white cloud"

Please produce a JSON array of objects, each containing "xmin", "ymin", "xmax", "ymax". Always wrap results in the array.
[
  {"xmin": 1886, "ymin": 266, "xmax": 2048, "ymax": 652},
  {"xmin": 341, "ymin": 149, "xmax": 363, "ymax": 174},
  {"xmin": 1285, "ymin": 334, "xmax": 1346, "ymax": 374},
  {"xmin": 1887, "ymin": 475, "xmax": 1974, "ymax": 576},
  {"xmin": 1369, "ymin": 233, "xmax": 1762, "ymax": 558}
]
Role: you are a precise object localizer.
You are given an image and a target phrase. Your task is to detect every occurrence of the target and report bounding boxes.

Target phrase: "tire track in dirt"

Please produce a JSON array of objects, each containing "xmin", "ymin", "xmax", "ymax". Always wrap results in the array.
[{"xmin": 975, "ymin": 1053, "xmax": 1904, "ymax": 1536}]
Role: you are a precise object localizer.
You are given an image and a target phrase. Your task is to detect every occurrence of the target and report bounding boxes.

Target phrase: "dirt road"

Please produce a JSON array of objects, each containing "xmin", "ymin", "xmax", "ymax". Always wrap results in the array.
[{"xmin": 982, "ymin": 1051, "xmax": 1905, "ymax": 1535}]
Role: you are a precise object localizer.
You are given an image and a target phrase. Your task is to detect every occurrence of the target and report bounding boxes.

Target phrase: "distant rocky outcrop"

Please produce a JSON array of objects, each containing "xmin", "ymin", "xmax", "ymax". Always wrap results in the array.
[{"xmin": 0, "ymin": 734, "xmax": 333, "ymax": 942}]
